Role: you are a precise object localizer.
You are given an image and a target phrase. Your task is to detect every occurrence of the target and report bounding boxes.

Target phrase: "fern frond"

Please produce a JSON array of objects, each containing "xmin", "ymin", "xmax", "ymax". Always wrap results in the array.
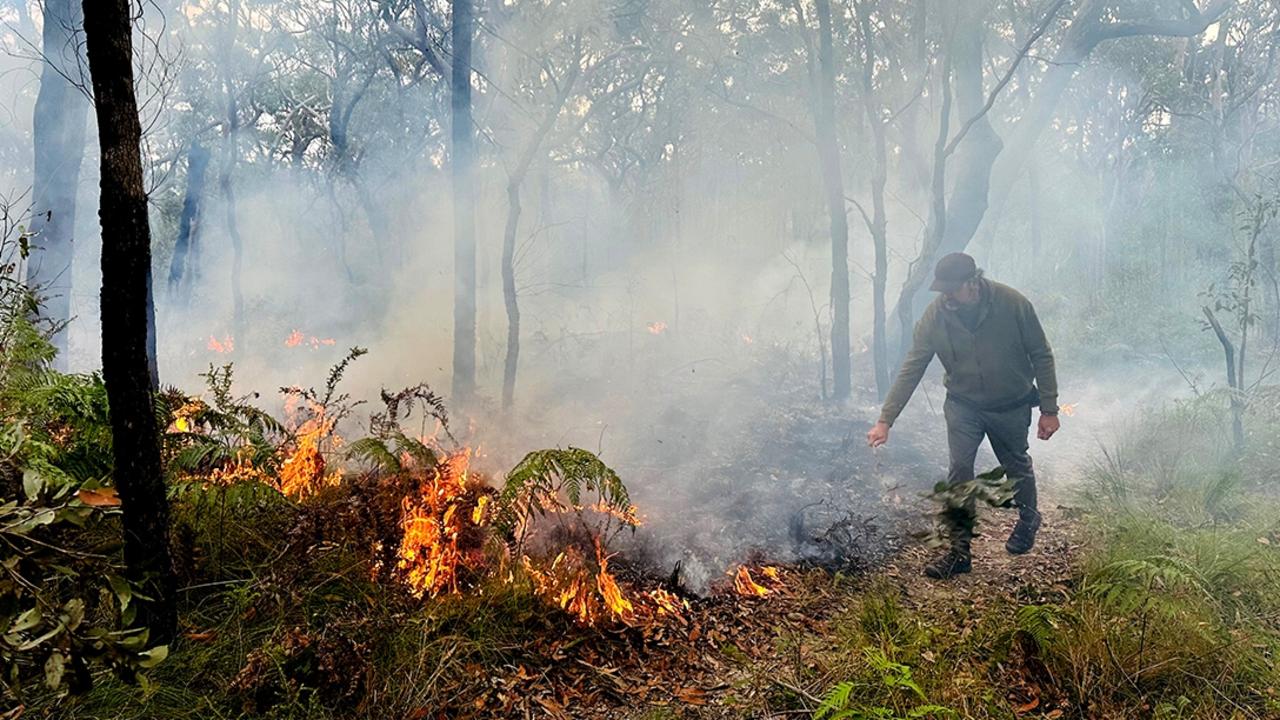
[
  {"xmin": 345, "ymin": 437, "xmax": 401, "ymax": 473},
  {"xmin": 815, "ymin": 680, "xmax": 855, "ymax": 719}
]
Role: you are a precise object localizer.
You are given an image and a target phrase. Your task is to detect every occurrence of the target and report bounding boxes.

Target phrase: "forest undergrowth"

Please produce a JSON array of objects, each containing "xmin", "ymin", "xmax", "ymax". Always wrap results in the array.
[{"xmin": 6, "ymin": 303, "xmax": 1280, "ymax": 719}]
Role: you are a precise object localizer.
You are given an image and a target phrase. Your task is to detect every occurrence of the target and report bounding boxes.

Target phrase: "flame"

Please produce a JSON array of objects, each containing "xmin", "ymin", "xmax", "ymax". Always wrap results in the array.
[
  {"xmin": 733, "ymin": 565, "xmax": 772, "ymax": 597},
  {"xmin": 1060, "ymin": 403, "xmax": 1077, "ymax": 417},
  {"xmin": 647, "ymin": 321, "xmax": 668, "ymax": 335},
  {"xmin": 596, "ymin": 548, "xmax": 634, "ymax": 618},
  {"xmin": 207, "ymin": 334, "xmax": 234, "ymax": 353},
  {"xmin": 642, "ymin": 588, "xmax": 690, "ymax": 619},
  {"xmin": 284, "ymin": 329, "xmax": 337, "ymax": 349},
  {"xmin": 396, "ymin": 450, "xmax": 485, "ymax": 598},
  {"xmin": 278, "ymin": 425, "xmax": 340, "ymax": 499},
  {"xmin": 742, "ymin": 334, "xmax": 754, "ymax": 344}
]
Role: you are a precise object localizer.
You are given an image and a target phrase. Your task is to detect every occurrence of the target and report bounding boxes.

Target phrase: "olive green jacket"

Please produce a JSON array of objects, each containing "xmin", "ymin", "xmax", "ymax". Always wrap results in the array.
[{"xmin": 879, "ymin": 279, "xmax": 1058, "ymax": 426}]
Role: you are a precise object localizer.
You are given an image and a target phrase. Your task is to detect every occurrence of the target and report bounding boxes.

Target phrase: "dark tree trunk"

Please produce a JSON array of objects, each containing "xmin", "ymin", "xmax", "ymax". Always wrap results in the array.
[
  {"xmin": 167, "ymin": 142, "xmax": 210, "ymax": 308},
  {"xmin": 451, "ymin": 0, "xmax": 477, "ymax": 404},
  {"xmin": 28, "ymin": 0, "xmax": 88, "ymax": 365},
  {"xmin": 813, "ymin": 0, "xmax": 851, "ymax": 400},
  {"xmin": 81, "ymin": 0, "xmax": 177, "ymax": 644},
  {"xmin": 501, "ymin": 52, "xmax": 580, "ymax": 410}
]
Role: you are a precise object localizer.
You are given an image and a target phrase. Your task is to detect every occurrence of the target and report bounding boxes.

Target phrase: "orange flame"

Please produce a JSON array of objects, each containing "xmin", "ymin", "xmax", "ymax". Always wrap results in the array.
[
  {"xmin": 647, "ymin": 321, "xmax": 668, "ymax": 335},
  {"xmin": 733, "ymin": 565, "xmax": 772, "ymax": 597},
  {"xmin": 284, "ymin": 329, "xmax": 337, "ymax": 349},
  {"xmin": 207, "ymin": 334, "xmax": 234, "ymax": 353},
  {"xmin": 396, "ymin": 450, "xmax": 484, "ymax": 598},
  {"xmin": 1060, "ymin": 403, "xmax": 1078, "ymax": 417}
]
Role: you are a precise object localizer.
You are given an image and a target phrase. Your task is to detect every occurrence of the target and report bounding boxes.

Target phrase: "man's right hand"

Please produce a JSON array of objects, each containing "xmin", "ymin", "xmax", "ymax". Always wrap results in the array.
[{"xmin": 867, "ymin": 421, "xmax": 890, "ymax": 448}]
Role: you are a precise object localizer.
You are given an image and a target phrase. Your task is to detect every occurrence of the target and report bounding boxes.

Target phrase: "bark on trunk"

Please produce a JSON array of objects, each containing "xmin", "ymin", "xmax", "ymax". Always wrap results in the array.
[
  {"xmin": 451, "ymin": 0, "xmax": 477, "ymax": 404},
  {"xmin": 813, "ymin": 0, "xmax": 852, "ymax": 400},
  {"xmin": 81, "ymin": 0, "xmax": 177, "ymax": 644},
  {"xmin": 28, "ymin": 0, "xmax": 88, "ymax": 365}
]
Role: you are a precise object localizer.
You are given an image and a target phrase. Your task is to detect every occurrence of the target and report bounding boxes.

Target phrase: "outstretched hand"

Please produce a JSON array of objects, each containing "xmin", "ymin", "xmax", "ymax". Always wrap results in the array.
[
  {"xmin": 1038, "ymin": 414, "xmax": 1060, "ymax": 440},
  {"xmin": 867, "ymin": 421, "xmax": 890, "ymax": 448}
]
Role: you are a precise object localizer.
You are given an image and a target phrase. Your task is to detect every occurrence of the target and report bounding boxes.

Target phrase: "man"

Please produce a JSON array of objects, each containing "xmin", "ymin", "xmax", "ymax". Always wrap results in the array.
[{"xmin": 867, "ymin": 253, "xmax": 1059, "ymax": 579}]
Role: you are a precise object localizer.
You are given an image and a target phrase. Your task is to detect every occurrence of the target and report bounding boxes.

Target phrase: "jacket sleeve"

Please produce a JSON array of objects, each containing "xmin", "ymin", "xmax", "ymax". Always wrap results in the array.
[
  {"xmin": 1017, "ymin": 298, "xmax": 1059, "ymax": 414},
  {"xmin": 878, "ymin": 315, "xmax": 935, "ymax": 426}
]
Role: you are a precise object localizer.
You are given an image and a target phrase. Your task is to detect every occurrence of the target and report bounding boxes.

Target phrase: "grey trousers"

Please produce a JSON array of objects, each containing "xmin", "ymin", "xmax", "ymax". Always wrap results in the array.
[{"xmin": 944, "ymin": 395, "xmax": 1038, "ymax": 528}]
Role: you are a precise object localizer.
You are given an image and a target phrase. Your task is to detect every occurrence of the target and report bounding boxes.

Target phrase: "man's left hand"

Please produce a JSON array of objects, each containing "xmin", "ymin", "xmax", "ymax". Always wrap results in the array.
[{"xmin": 1038, "ymin": 414, "xmax": 1060, "ymax": 440}]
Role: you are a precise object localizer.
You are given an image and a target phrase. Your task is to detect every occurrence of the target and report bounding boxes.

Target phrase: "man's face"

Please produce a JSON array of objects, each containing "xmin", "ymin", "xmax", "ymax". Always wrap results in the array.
[{"xmin": 944, "ymin": 279, "xmax": 981, "ymax": 306}]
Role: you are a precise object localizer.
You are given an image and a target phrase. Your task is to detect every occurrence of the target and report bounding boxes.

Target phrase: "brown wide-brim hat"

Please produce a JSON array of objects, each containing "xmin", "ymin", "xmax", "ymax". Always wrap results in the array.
[{"xmin": 929, "ymin": 252, "xmax": 978, "ymax": 292}]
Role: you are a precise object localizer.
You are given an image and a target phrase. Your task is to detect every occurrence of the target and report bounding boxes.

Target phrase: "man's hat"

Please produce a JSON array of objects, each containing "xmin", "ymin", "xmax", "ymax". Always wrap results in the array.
[{"xmin": 929, "ymin": 252, "xmax": 978, "ymax": 292}]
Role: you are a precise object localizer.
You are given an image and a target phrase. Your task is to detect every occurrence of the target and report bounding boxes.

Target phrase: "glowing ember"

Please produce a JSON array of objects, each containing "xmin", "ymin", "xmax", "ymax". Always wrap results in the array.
[
  {"xmin": 733, "ymin": 565, "xmax": 772, "ymax": 597},
  {"xmin": 1060, "ymin": 403, "xmax": 1078, "ymax": 417},
  {"xmin": 647, "ymin": 321, "xmax": 668, "ymax": 335},
  {"xmin": 207, "ymin": 334, "xmax": 234, "ymax": 353}
]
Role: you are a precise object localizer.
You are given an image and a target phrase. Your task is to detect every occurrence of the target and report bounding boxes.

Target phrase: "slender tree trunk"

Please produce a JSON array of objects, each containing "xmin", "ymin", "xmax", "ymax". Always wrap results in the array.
[
  {"xmin": 167, "ymin": 142, "xmax": 210, "ymax": 308},
  {"xmin": 896, "ymin": 6, "xmax": 1002, "ymax": 348},
  {"xmin": 81, "ymin": 0, "xmax": 177, "ymax": 644},
  {"xmin": 897, "ymin": 54, "xmax": 952, "ymax": 361},
  {"xmin": 500, "ymin": 52, "xmax": 580, "ymax": 409},
  {"xmin": 854, "ymin": 1, "xmax": 890, "ymax": 400},
  {"xmin": 220, "ymin": 0, "xmax": 245, "ymax": 352},
  {"xmin": 28, "ymin": 0, "xmax": 88, "ymax": 366},
  {"xmin": 502, "ymin": 182, "xmax": 521, "ymax": 408},
  {"xmin": 451, "ymin": 0, "xmax": 477, "ymax": 404},
  {"xmin": 813, "ymin": 0, "xmax": 851, "ymax": 400},
  {"xmin": 1028, "ymin": 158, "xmax": 1042, "ymax": 258}
]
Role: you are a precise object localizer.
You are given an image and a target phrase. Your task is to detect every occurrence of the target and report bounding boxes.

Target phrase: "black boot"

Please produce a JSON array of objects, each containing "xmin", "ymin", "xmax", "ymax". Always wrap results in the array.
[
  {"xmin": 924, "ymin": 532, "xmax": 972, "ymax": 580},
  {"xmin": 1005, "ymin": 508, "xmax": 1041, "ymax": 555},
  {"xmin": 923, "ymin": 549, "xmax": 972, "ymax": 579}
]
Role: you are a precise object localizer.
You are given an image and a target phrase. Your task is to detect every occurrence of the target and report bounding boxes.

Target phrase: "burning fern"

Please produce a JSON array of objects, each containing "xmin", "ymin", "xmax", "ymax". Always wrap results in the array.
[{"xmin": 495, "ymin": 446, "xmax": 634, "ymax": 546}]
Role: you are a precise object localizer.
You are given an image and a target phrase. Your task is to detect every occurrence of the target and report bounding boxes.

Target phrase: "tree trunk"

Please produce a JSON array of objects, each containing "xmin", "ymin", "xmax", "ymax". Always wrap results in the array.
[
  {"xmin": 813, "ymin": 0, "xmax": 851, "ymax": 400},
  {"xmin": 451, "ymin": 0, "xmax": 477, "ymax": 405},
  {"xmin": 502, "ymin": 182, "xmax": 521, "ymax": 409},
  {"xmin": 167, "ymin": 142, "xmax": 210, "ymax": 308},
  {"xmin": 896, "ymin": 5, "xmax": 1002, "ymax": 352},
  {"xmin": 896, "ymin": 53, "xmax": 952, "ymax": 361},
  {"xmin": 81, "ymin": 0, "xmax": 177, "ymax": 644},
  {"xmin": 28, "ymin": 0, "xmax": 88, "ymax": 366},
  {"xmin": 854, "ymin": 1, "xmax": 890, "ymax": 400},
  {"xmin": 220, "ymin": 0, "xmax": 245, "ymax": 353}
]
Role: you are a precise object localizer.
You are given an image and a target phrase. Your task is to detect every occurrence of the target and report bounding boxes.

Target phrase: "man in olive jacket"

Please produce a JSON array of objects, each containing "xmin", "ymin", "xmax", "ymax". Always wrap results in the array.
[{"xmin": 867, "ymin": 253, "xmax": 1060, "ymax": 579}]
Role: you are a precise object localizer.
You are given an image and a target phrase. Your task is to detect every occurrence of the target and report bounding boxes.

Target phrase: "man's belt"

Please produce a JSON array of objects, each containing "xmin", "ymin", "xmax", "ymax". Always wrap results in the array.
[{"xmin": 947, "ymin": 388, "xmax": 1041, "ymax": 414}]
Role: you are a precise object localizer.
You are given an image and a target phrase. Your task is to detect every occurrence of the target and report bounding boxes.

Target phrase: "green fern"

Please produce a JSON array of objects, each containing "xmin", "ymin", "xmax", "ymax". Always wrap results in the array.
[
  {"xmin": 495, "ymin": 447, "xmax": 632, "ymax": 537},
  {"xmin": 815, "ymin": 681, "xmax": 856, "ymax": 719}
]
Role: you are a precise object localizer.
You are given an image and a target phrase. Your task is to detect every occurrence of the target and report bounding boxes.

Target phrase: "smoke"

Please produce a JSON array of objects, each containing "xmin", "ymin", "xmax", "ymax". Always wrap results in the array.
[{"xmin": 5, "ymin": 0, "xmax": 1274, "ymax": 589}]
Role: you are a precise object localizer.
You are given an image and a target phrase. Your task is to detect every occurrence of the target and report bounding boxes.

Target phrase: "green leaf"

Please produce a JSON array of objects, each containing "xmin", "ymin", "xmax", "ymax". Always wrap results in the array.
[
  {"xmin": 107, "ymin": 574, "xmax": 132, "ymax": 612},
  {"xmin": 8, "ymin": 607, "xmax": 41, "ymax": 634},
  {"xmin": 22, "ymin": 468, "xmax": 43, "ymax": 500},
  {"xmin": 138, "ymin": 644, "xmax": 169, "ymax": 669},
  {"xmin": 44, "ymin": 650, "xmax": 65, "ymax": 689}
]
